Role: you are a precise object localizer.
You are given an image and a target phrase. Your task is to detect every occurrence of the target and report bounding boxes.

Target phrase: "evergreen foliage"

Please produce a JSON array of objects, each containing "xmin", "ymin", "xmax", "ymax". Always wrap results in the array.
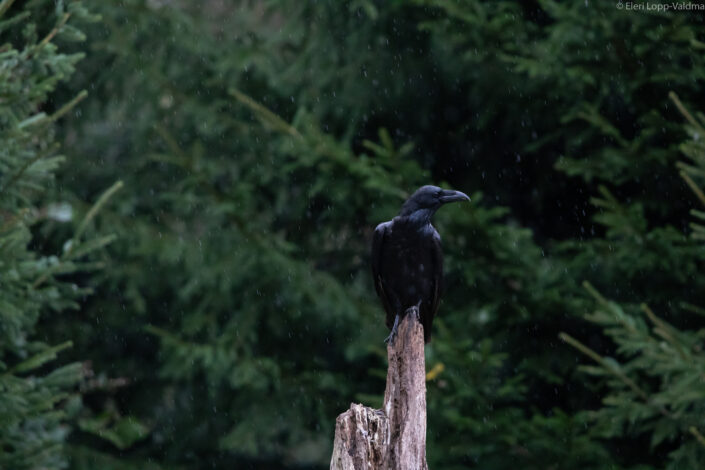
[
  {"xmin": 0, "ymin": 1, "xmax": 699, "ymax": 469},
  {"xmin": 561, "ymin": 100, "xmax": 705, "ymax": 469},
  {"xmin": 0, "ymin": 2, "xmax": 107, "ymax": 469}
]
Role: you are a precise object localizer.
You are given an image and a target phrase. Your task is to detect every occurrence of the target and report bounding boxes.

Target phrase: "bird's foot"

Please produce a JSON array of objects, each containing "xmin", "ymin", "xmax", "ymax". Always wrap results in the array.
[
  {"xmin": 384, "ymin": 314, "xmax": 401, "ymax": 345},
  {"xmin": 412, "ymin": 300, "xmax": 422, "ymax": 319}
]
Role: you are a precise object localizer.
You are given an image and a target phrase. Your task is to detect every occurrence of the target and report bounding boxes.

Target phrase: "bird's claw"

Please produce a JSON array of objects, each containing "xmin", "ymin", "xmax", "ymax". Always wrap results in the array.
[{"xmin": 384, "ymin": 314, "xmax": 401, "ymax": 345}]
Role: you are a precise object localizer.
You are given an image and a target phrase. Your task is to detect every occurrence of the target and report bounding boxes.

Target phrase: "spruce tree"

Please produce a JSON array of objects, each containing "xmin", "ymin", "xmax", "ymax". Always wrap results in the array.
[
  {"xmin": 561, "ymin": 97, "xmax": 705, "ymax": 469},
  {"xmin": 47, "ymin": 1, "xmax": 705, "ymax": 469},
  {"xmin": 0, "ymin": 3, "xmax": 109, "ymax": 469}
]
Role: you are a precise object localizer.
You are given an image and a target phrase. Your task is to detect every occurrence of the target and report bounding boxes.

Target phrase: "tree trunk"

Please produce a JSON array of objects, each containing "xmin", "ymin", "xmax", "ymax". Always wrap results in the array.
[{"xmin": 330, "ymin": 306, "xmax": 428, "ymax": 470}]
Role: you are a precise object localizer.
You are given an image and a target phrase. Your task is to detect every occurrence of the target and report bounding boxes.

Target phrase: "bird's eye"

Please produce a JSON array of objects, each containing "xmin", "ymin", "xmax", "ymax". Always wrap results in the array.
[{"xmin": 435, "ymin": 190, "xmax": 442, "ymax": 197}]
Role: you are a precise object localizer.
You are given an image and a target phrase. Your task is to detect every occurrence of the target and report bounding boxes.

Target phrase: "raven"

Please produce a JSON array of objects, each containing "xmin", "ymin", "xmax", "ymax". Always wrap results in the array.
[{"xmin": 372, "ymin": 185, "xmax": 470, "ymax": 343}]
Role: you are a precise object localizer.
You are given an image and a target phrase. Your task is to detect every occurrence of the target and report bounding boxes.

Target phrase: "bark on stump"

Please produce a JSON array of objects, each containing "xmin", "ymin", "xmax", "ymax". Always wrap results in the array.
[{"xmin": 330, "ymin": 306, "xmax": 428, "ymax": 470}]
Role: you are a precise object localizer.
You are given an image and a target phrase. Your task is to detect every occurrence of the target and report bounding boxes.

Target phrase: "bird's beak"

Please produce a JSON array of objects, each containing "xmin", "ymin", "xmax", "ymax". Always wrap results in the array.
[{"xmin": 439, "ymin": 189, "xmax": 471, "ymax": 204}]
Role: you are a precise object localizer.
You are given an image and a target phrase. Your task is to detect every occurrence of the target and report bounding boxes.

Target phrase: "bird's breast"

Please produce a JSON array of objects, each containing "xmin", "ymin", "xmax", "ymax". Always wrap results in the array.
[{"xmin": 381, "ymin": 232, "xmax": 435, "ymax": 292}]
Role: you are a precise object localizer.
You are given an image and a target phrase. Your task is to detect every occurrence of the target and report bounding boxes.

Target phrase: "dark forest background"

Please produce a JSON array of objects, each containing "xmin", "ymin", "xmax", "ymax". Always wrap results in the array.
[{"xmin": 2, "ymin": 1, "xmax": 705, "ymax": 469}]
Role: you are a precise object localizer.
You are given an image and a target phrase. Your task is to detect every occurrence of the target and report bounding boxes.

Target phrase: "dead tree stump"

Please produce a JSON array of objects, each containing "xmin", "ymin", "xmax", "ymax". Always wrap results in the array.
[{"xmin": 330, "ymin": 306, "xmax": 428, "ymax": 470}]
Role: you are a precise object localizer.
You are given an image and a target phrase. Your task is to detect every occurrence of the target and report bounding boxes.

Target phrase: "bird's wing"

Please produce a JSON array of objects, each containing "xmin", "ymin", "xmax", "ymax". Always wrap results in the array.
[
  {"xmin": 372, "ymin": 221, "xmax": 394, "ymax": 326},
  {"xmin": 426, "ymin": 230, "xmax": 443, "ymax": 342}
]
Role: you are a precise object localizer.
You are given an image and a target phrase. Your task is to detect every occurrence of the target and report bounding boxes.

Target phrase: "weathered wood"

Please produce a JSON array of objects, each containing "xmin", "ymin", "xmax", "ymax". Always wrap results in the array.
[
  {"xmin": 330, "ymin": 404, "xmax": 389, "ymax": 469},
  {"xmin": 330, "ymin": 306, "xmax": 428, "ymax": 470},
  {"xmin": 383, "ymin": 307, "xmax": 428, "ymax": 469}
]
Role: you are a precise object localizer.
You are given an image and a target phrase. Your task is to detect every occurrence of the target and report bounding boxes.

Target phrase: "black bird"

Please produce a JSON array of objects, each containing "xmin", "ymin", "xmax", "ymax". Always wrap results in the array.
[{"xmin": 371, "ymin": 185, "xmax": 470, "ymax": 343}]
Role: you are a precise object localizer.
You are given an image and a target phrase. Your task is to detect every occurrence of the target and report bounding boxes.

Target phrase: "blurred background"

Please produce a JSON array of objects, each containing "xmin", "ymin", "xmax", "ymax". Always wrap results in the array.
[{"xmin": 2, "ymin": 1, "xmax": 705, "ymax": 469}]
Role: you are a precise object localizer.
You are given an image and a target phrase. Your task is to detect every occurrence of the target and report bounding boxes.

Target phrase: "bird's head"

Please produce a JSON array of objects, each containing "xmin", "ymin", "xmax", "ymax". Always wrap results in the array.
[{"xmin": 398, "ymin": 185, "xmax": 470, "ymax": 220}]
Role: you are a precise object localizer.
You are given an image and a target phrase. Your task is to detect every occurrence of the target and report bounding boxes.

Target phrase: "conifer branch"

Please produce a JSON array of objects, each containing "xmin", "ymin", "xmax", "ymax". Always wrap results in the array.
[
  {"xmin": 34, "ymin": 13, "xmax": 71, "ymax": 53},
  {"xmin": 228, "ymin": 88, "xmax": 302, "ymax": 139},
  {"xmin": 676, "ymin": 162, "xmax": 705, "ymax": 180},
  {"xmin": 73, "ymin": 180, "xmax": 124, "ymax": 243},
  {"xmin": 582, "ymin": 280, "xmax": 609, "ymax": 306},
  {"xmin": 680, "ymin": 171, "xmax": 705, "ymax": 207},
  {"xmin": 558, "ymin": 332, "xmax": 651, "ymax": 405},
  {"xmin": 640, "ymin": 303, "xmax": 689, "ymax": 360},
  {"xmin": 0, "ymin": 142, "xmax": 60, "ymax": 196},
  {"xmin": 17, "ymin": 91, "xmax": 88, "ymax": 129},
  {"xmin": 669, "ymin": 92, "xmax": 705, "ymax": 134},
  {"xmin": 689, "ymin": 427, "xmax": 705, "ymax": 448},
  {"xmin": 0, "ymin": 0, "xmax": 17, "ymax": 17},
  {"xmin": 5, "ymin": 341, "xmax": 73, "ymax": 375},
  {"xmin": 32, "ymin": 180, "xmax": 123, "ymax": 288},
  {"xmin": 49, "ymin": 90, "xmax": 88, "ymax": 123},
  {"xmin": 679, "ymin": 302, "xmax": 705, "ymax": 318}
]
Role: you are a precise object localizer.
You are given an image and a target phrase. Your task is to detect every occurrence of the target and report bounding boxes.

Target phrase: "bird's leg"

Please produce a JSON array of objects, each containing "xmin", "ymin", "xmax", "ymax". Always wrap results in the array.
[
  {"xmin": 384, "ymin": 313, "xmax": 401, "ymax": 345},
  {"xmin": 414, "ymin": 300, "xmax": 422, "ymax": 319}
]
